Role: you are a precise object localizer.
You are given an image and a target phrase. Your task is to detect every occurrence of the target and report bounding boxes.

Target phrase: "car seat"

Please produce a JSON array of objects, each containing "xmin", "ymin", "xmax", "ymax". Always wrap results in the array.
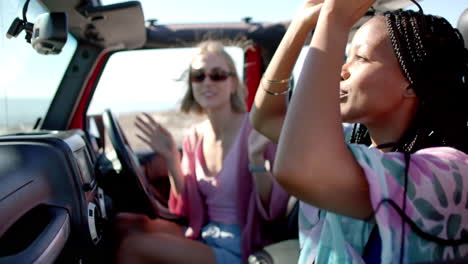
[{"xmin": 248, "ymin": 196, "xmax": 300, "ymax": 264}]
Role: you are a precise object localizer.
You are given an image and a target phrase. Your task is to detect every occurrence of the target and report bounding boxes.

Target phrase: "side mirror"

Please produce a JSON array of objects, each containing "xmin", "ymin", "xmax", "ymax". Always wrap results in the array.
[{"xmin": 31, "ymin": 13, "xmax": 68, "ymax": 55}]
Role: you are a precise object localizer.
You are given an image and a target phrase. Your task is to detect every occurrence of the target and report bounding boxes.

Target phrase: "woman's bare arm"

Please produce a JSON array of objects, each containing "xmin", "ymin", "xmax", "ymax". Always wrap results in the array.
[
  {"xmin": 273, "ymin": 0, "xmax": 375, "ymax": 219},
  {"xmin": 250, "ymin": 1, "xmax": 324, "ymax": 143}
]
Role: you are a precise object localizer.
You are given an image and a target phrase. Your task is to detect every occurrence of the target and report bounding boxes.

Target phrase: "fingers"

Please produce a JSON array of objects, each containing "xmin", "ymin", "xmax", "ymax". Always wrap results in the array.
[
  {"xmin": 135, "ymin": 114, "xmax": 165, "ymax": 139},
  {"xmin": 296, "ymin": 0, "xmax": 324, "ymax": 28},
  {"xmin": 135, "ymin": 120, "xmax": 154, "ymax": 138},
  {"xmin": 142, "ymin": 112, "xmax": 160, "ymax": 128},
  {"xmin": 306, "ymin": 0, "xmax": 324, "ymax": 5},
  {"xmin": 325, "ymin": 0, "xmax": 376, "ymax": 25},
  {"xmin": 134, "ymin": 113, "xmax": 175, "ymax": 156},
  {"xmin": 135, "ymin": 114, "xmax": 157, "ymax": 133},
  {"xmin": 157, "ymin": 123, "xmax": 172, "ymax": 137},
  {"xmin": 136, "ymin": 134, "xmax": 153, "ymax": 148},
  {"xmin": 135, "ymin": 114, "xmax": 161, "ymax": 146},
  {"xmin": 136, "ymin": 113, "xmax": 172, "ymax": 137}
]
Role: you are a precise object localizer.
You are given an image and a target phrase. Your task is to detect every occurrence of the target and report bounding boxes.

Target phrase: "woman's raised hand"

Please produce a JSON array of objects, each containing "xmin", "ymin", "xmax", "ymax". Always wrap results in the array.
[
  {"xmin": 322, "ymin": 0, "xmax": 376, "ymax": 28},
  {"xmin": 135, "ymin": 113, "xmax": 178, "ymax": 161},
  {"xmin": 295, "ymin": 0, "xmax": 325, "ymax": 28}
]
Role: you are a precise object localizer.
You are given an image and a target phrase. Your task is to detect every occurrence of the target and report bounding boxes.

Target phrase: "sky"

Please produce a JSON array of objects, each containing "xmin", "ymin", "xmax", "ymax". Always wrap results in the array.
[
  {"xmin": 91, "ymin": 0, "xmax": 468, "ymax": 114},
  {"xmin": 0, "ymin": 0, "xmax": 466, "ymax": 128},
  {"xmin": 101, "ymin": 0, "xmax": 467, "ymax": 27}
]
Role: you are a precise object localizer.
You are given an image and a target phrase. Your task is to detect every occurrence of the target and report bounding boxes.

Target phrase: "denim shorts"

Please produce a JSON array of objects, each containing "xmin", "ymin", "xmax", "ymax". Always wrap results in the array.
[{"xmin": 199, "ymin": 222, "xmax": 242, "ymax": 264}]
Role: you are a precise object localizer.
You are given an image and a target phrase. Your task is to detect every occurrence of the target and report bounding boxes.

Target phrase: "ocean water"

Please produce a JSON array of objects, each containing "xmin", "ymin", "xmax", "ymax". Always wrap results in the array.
[
  {"xmin": 0, "ymin": 98, "xmax": 49, "ymax": 129},
  {"xmin": 0, "ymin": 97, "xmax": 179, "ymax": 133}
]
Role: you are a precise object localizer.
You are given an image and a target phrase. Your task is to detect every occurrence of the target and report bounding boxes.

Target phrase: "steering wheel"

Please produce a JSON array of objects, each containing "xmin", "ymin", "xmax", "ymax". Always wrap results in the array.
[{"xmin": 102, "ymin": 109, "xmax": 158, "ymax": 219}]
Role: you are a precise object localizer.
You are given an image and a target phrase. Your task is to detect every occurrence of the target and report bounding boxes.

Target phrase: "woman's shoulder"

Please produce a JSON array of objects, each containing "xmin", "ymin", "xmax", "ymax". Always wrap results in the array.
[
  {"xmin": 348, "ymin": 145, "xmax": 468, "ymax": 176},
  {"xmin": 350, "ymin": 144, "xmax": 466, "ymax": 161},
  {"xmin": 413, "ymin": 146, "xmax": 468, "ymax": 160},
  {"xmin": 388, "ymin": 146, "xmax": 467, "ymax": 167},
  {"xmin": 411, "ymin": 147, "xmax": 468, "ymax": 173}
]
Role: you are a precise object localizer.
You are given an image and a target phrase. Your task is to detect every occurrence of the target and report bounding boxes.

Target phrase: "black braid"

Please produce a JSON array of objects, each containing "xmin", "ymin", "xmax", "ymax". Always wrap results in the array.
[{"xmin": 349, "ymin": 123, "xmax": 371, "ymax": 146}]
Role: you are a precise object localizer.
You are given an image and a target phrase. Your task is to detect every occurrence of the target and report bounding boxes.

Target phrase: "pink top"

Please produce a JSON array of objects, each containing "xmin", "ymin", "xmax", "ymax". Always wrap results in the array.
[
  {"xmin": 196, "ymin": 137, "xmax": 239, "ymax": 224},
  {"xmin": 169, "ymin": 114, "xmax": 290, "ymax": 262}
]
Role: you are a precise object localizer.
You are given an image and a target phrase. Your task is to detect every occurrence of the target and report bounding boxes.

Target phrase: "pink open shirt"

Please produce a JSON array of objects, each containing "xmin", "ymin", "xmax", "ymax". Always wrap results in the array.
[{"xmin": 169, "ymin": 114, "xmax": 290, "ymax": 262}]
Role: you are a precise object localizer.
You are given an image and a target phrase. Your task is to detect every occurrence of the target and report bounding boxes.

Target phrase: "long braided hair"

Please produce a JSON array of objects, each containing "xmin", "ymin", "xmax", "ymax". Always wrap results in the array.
[{"xmin": 350, "ymin": 9, "xmax": 468, "ymax": 154}]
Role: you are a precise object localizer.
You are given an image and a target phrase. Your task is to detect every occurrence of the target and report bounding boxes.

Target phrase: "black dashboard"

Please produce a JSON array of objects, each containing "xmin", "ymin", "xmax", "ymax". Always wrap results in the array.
[{"xmin": 0, "ymin": 129, "xmax": 108, "ymax": 263}]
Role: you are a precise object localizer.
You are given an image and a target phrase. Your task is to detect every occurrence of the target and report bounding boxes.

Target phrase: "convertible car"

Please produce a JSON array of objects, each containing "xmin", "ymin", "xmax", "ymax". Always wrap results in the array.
[{"xmin": 0, "ymin": 0, "xmax": 466, "ymax": 263}]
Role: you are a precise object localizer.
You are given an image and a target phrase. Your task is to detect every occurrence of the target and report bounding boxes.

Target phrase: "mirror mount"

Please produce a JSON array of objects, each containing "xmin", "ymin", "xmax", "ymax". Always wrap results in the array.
[
  {"xmin": 6, "ymin": 0, "xmax": 34, "ymax": 42},
  {"xmin": 6, "ymin": 18, "xmax": 34, "ymax": 43}
]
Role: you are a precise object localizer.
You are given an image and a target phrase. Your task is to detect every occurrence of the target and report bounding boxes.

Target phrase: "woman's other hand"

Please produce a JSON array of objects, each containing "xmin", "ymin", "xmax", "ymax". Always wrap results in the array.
[
  {"xmin": 136, "ymin": 113, "xmax": 185, "ymax": 194},
  {"xmin": 321, "ymin": 0, "xmax": 376, "ymax": 29},
  {"xmin": 295, "ymin": 0, "xmax": 325, "ymax": 28},
  {"xmin": 135, "ymin": 113, "xmax": 179, "ymax": 162}
]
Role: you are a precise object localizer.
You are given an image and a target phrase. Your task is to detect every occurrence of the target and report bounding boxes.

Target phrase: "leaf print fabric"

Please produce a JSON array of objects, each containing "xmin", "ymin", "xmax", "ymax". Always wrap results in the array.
[{"xmin": 298, "ymin": 145, "xmax": 468, "ymax": 263}]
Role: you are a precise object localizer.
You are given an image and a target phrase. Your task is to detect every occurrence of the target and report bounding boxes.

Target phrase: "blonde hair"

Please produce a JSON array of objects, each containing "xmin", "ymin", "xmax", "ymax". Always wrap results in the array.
[{"xmin": 180, "ymin": 40, "xmax": 246, "ymax": 114}]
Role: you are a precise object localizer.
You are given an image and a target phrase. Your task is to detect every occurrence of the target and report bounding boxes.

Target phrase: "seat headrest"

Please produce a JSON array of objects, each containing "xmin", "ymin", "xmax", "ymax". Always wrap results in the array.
[{"xmin": 457, "ymin": 8, "xmax": 468, "ymax": 49}]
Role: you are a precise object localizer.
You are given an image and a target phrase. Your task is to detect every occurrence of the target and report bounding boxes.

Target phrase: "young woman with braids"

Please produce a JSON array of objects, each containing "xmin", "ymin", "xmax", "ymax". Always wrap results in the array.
[{"xmin": 251, "ymin": 0, "xmax": 468, "ymax": 263}]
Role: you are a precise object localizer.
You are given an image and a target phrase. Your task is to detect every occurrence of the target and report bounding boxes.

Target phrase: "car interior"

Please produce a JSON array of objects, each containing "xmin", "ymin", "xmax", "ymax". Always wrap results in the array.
[{"xmin": 0, "ymin": 0, "xmax": 467, "ymax": 263}]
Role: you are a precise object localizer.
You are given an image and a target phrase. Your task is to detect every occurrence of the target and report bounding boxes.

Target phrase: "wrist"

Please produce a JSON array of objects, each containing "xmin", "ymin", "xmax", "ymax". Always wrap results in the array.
[
  {"xmin": 249, "ymin": 154, "xmax": 265, "ymax": 164},
  {"xmin": 319, "ymin": 6, "xmax": 355, "ymax": 32},
  {"xmin": 289, "ymin": 17, "xmax": 316, "ymax": 37},
  {"xmin": 249, "ymin": 159, "xmax": 270, "ymax": 174},
  {"xmin": 165, "ymin": 150, "xmax": 181, "ymax": 167}
]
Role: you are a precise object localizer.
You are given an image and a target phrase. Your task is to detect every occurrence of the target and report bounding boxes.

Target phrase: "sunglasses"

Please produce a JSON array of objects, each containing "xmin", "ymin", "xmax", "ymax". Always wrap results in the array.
[{"xmin": 190, "ymin": 68, "xmax": 233, "ymax": 83}]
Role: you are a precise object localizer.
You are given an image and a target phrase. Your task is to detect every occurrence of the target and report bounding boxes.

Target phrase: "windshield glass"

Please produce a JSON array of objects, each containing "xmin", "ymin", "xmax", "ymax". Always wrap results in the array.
[
  {"xmin": 0, "ymin": 1, "xmax": 77, "ymax": 135},
  {"xmin": 88, "ymin": 47, "xmax": 244, "ymax": 149}
]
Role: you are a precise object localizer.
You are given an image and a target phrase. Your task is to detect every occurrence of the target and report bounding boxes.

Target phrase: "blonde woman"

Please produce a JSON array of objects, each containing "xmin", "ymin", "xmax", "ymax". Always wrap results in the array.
[{"xmin": 115, "ymin": 41, "xmax": 289, "ymax": 264}]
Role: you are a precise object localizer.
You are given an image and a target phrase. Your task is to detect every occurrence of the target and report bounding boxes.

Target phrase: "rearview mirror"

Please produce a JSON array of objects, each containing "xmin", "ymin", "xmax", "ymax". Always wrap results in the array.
[
  {"xmin": 31, "ymin": 13, "xmax": 68, "ymax": 55},
  {"xmin": 6, "ymin": 12, "xmax": 68, "ymax": 55}
]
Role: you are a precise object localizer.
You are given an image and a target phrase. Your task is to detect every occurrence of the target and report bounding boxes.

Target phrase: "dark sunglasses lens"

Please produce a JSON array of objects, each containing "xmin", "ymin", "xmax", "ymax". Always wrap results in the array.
[
  {"xmin": 191, "ymin": 71, "xmax": 205, "ymax": 82},
  {"xmin": 210, "ymin": 72, "xmax": 229, "ymax": 82}
]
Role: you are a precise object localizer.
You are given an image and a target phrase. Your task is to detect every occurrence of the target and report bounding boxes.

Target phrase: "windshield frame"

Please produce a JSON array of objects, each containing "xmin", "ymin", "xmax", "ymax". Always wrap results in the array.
[{"xmin": 0, "ymin": 1, "xmax": 79, "ymax": 135}]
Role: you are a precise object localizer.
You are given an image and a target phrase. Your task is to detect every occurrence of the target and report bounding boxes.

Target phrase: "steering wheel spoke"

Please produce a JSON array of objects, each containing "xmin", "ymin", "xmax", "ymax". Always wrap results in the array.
[{"xmin": 102, "ymin": 109, "xmax": 158, "ymax": 219}]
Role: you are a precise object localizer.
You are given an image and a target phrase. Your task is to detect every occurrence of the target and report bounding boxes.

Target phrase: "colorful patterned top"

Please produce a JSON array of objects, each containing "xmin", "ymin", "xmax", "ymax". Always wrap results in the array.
[{"xmin": 298, "ymin": 144, "xmax": 468, "ymax": 264}]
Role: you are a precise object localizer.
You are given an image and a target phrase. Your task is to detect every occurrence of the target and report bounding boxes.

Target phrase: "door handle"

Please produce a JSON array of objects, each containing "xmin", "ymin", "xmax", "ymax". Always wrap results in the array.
[{"xmin": 0, "ymin": 207, "xmax": 70, "ymax": 264}]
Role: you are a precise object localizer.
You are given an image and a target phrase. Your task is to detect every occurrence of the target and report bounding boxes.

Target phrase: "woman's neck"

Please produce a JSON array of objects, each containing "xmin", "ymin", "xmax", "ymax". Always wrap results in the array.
[
  {"xmin": 368, "ymin": 124, "xmax": 403, "ymax": 152},
  {"xmin": 366, "ymin": 104, "xmax": 417, "ymax": 152},
  {"xmin": 205, "ymin": 107, "xmax": 244, "ymax": 139}
]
